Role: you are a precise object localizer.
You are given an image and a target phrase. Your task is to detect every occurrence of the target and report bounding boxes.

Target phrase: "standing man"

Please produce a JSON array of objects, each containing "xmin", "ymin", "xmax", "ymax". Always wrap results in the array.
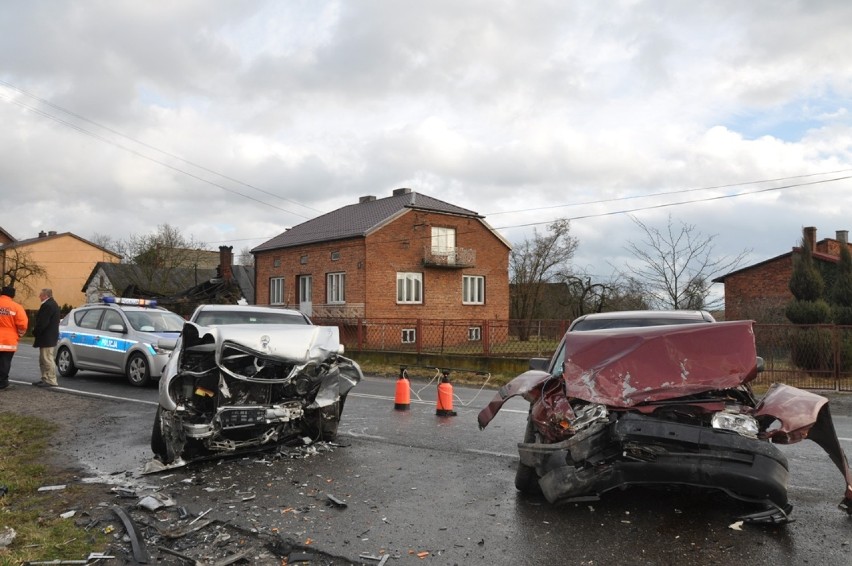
[
  {"xmin": 0, "ymin": 286, "xmax": 28, "ymax": 390},
  {"xmin": 33, "ymin": 288, "xmax": 61, "ymax": 387}
]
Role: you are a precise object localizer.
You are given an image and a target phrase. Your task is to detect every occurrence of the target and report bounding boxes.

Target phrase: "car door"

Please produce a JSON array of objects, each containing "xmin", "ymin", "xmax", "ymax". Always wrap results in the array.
[
  {"xmin": 70, "ymin": 308, "xmax": 105, "ymax": 367},
  {"xmin": 94, "ymin": 308, "xmax": 130, "ymax": 373}
]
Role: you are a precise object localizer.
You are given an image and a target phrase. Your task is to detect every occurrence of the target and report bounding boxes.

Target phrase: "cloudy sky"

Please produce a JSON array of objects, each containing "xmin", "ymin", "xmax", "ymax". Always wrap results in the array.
[{"xmin": 2, "ymin": 1, "xmax": 852, "ymax": 291}]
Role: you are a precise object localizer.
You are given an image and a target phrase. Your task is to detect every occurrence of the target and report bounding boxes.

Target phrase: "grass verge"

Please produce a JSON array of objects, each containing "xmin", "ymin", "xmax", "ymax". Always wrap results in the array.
[{"xmin": 0, "ymin": 413, "xmax": 107, "ymax": 565}]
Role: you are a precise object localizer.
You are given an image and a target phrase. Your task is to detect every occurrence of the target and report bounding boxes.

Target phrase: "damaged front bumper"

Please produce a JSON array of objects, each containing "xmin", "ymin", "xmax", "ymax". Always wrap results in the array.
[{"xmin": 521, "ymin": 412, "xmax": 792, "ymax": 522}]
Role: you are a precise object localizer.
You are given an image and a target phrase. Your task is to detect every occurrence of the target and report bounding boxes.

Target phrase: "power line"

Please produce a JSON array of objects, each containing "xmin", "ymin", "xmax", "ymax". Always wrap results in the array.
[
  {"xmin": 0, "ymin": 81, "xmax": 321, "ymax": 219},
  {"xmin": 484, "ymin": 168, "xmax": 852, "ymax": 216}
]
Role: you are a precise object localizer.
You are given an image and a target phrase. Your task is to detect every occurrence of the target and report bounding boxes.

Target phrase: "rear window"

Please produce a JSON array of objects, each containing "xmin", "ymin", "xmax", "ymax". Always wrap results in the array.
[{"xmin": 194, "ymin": 311, "xmax": 309, "ymax": 326}]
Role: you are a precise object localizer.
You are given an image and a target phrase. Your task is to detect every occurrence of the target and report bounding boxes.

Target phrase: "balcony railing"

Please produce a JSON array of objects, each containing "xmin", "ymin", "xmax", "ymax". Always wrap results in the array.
[
  {"xmin": 310, "ymin": 302, "xmax": 365, "ymax": 319},
  {"xmin": 422, "ymin": 246, "xmax": 476, "ymax": 268}
]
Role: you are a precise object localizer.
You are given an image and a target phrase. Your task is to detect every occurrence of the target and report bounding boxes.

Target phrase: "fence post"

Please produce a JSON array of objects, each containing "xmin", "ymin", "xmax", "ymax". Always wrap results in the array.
[
  {"xmin": 357, "ymin": 318, "xmax": 364, "ymax": 350},
  {"xmin": 416, "ymin": 319, "xmax": 422, "ymax": 355},
  {"xmin": 483, "ymin": 320, "xmax": 490, "ymax": 355},
  {"xmin": 834, "ymin": 324, "xmax": 840, "ymax": 392}
]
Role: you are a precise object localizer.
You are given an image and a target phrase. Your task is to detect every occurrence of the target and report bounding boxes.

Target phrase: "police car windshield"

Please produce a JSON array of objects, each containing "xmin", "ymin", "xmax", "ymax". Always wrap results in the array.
[{"xmin": 125, "ymin": 310, "xmax": 185, "ymax": 333}]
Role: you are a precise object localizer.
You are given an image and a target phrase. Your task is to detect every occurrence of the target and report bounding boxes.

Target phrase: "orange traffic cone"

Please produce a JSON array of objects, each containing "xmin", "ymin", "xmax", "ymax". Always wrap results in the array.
[
  {"xmin": 394, "ymin": 368, "xmax": 410, "ymax": 411},
  {"xmin": 436, "ymin": 372, "xmax": 457, "ymax": 417}
]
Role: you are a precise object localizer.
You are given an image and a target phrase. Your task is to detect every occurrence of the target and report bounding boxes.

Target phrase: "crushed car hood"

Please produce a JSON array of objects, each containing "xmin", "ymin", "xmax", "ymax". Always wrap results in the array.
[{"xmin": 561, "ymin": 320, "xmax": 759, "ymax": 407}]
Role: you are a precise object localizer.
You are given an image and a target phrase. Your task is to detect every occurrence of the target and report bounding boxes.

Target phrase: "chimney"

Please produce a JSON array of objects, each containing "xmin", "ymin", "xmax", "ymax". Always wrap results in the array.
[
  {"xmin": 48, "ymin": 230, "xmax": 57, "ymax": 236},
  {"xmin": 804, "ymin": 226, "xmax": 817, "ymax": 252},
  {"xmin": 218, "ymin": 246, "xmax": 234, "ymax": 282},
  {"xmin": 836, "ymin": 230, "xmax": 848, "ymax": 245},
  {"xmin": 38, "ymin": 231, "xmax": 47, "ymax": 238},
  {"xmin": 393, "ymin": 188, "xmax": 412, "ymax": 196},
  {"xmin": 359, "ymin": 195, "xmax": 376, "ymax": 204}
]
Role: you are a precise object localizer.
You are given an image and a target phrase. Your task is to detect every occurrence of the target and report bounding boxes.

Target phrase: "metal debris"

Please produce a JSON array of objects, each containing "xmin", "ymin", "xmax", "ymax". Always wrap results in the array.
[{"xmin": 112, "ymin": 505, "xmax": 150, "ymax": 564}]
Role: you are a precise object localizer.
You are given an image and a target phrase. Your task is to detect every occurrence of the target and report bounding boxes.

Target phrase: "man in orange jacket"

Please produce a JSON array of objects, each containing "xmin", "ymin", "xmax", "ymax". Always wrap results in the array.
[{"xmin": 0, "ymin": 286, "xmax": 29, "ymax": 390}]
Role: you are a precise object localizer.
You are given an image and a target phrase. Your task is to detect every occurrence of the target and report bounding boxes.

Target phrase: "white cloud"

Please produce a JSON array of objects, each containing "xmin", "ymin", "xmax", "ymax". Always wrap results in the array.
[{"xmin": 1, "ymin": 0, "xmax": 851, "ymax": 305}]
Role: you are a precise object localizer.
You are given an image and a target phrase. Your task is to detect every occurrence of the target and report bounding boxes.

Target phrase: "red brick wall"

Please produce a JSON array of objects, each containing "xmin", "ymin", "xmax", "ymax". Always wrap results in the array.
[
  {"xmin": 364, "ymin": 210, "xmax": 509, "ymax": 320},
  {"xmin": 724, "ymin": 256, "xmax": 793, "ymax": 321},
  {"xmin": 255, "ymin": 240, "xmax": 367, "ymax": 309}
]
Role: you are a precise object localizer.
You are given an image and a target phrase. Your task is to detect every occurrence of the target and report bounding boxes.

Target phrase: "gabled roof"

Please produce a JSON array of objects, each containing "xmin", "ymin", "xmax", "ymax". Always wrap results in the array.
[
  {"xmin": 252, "ymin": 190, "xmax": 484, "ymax": 252},
  {"xmin": 83, "ymin": 262, "xmax": 255, "ymax": 304},
  {"xmin": 0, "ymin": 226, "xmax": 15, "ymax": 244},
  {"xmin": 0, "ymin": 231, "xmax": 121, "ymax": 258},
  {"xmin": 713, "ymin": 240, "xmax": 844, "ymax": 283},
  {"xmin": 83, "ymin": 262, "xmax": 218, "ymax": 294}
]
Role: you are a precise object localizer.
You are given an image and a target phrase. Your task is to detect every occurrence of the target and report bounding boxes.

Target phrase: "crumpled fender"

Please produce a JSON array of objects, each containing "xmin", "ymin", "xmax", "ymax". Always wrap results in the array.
[
  {"xmin": 756, "ymin": 383, "xmax": 852, "ymax": 512},
  {"xmin": 477, "ymin": 370, "xmax": 551, "ymax": 429}
]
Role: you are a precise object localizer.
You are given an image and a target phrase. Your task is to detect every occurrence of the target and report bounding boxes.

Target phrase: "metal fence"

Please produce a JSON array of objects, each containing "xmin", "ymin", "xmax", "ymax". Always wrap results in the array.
[{"xmin": 312, "ymin": 317, "xmax": 852, "ymax": 391}]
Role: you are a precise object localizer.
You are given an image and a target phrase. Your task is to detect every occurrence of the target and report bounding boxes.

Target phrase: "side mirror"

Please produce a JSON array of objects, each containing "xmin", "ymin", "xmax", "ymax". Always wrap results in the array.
[{"xmin": 108, "ymin": 324, "xmax": 127, "ymax": 333}]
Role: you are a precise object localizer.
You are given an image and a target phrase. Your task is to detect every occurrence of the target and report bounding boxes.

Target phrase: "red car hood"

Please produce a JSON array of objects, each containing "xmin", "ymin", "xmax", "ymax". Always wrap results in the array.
[{"xmin": 562, "ymin": 320, "xmax": 758, "ymax": 408}]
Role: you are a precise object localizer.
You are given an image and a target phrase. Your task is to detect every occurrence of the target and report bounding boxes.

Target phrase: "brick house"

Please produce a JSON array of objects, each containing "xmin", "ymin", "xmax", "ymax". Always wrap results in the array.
[
  {"xmin": 0, "ymin": 229, "xmax": 121, "ymax": 310},
  {"xmin": 252, "ymin": 188, "xmax": 511, "ymax": 347},
  {"xmin": 714, "ymin": 226, "xmax": 852, "ymax": 322}
]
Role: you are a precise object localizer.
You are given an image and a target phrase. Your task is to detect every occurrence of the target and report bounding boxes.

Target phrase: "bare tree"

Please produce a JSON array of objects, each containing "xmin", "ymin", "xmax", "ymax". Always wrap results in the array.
[
  {"xmin": 510, "ymin": 219, "xmax": 578, "ymax": 326},
  {"xmin": 119, "ymin": 224, "xmax": 209, "ymax": 295},
  {"xmin": 624, "ymin": 214, "xmax": 748, "ymax": 310},
  {"xmin": 237, "ymin": 246, "xmax": 255, "ymax": 267},
  {"xmin": 1, "ymin": 247, "xmax": 47, "ymax": 297}
]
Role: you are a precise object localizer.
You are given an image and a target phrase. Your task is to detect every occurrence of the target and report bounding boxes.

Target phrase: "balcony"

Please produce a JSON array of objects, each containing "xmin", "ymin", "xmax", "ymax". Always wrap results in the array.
[{"xmin": 422, "ymin": 246, "xmax": 476, "ymax": 268}]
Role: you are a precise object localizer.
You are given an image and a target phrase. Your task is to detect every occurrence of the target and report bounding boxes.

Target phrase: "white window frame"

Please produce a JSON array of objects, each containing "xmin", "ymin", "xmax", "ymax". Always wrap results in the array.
[
  {"xmin": 402, "ymin": 328, "xmax": 416, "ymax": 343},
  {"xmin": 397, "ymin": 272, "xmax": 423, "ymax": 304},
  {"xmin": 270, "ymin": 277, "xmax": 285, "ymax": 305},
  {"xmin": 327, "ymin": 272, "xmax": 346, "ymax": 304},
  {"xmin": 468, "ymin": 326, "xmax": 482, "ymax": 341},
  {"xmin": 462, "ymin": 275, "xmax": 485, "ymax": 305},
  {"xmin": 431, "ymin": 226, "xmax": 456, "ymax": 254}
]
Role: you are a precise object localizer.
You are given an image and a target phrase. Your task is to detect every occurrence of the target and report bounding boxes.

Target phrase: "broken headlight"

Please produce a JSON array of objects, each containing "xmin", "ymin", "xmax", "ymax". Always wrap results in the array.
[{"xmin": 711, "ymin": 410, "xmax": 759, "ymax": 438}]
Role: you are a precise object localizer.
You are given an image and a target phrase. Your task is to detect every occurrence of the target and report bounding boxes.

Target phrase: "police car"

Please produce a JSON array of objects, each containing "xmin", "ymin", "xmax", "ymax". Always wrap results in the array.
[{"xmin": 56, "ymin": 297, "xmax": 185, "ymax": 387}]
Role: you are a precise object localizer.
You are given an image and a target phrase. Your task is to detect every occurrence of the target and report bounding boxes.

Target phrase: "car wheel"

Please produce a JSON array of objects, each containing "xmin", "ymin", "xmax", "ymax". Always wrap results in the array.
[
  {"xmin": 126, "ymin": 353, "xmax": 151, "ymax": 387},
  {"xmin": 515, "ymin": 419, "xmax": 543, "ymax": 495},
  {"xmin": 306, "ymin": 399, "xmax": 342, "ymax": 441},
  {"xmin": 55, "ymin": 347, "xmax": 78, "ymax": 377},
  {"xmin": 151, "ymin": 407, "xmax": 168, "ymax": 461}
]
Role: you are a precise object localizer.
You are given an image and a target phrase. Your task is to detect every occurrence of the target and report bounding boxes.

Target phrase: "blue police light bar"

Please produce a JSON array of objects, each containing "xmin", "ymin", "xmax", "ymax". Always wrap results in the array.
[{"xmin": 102, "ymin": 296, "xmax": 158, "ymax": 308}]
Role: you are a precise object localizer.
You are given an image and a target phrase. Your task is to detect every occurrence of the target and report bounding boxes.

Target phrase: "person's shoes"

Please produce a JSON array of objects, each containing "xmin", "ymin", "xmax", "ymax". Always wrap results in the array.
[
  {"xmin": 0, "ymin": 384, "xmax": 9, "ymax": 390},
  {"xmin": 33, "ymin": 381, "xmax": 57, "ymax": 388}
]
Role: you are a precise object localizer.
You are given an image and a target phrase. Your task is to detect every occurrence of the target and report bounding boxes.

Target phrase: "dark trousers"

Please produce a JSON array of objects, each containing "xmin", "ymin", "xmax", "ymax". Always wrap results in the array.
[{"xmin": 0, "ymin": 351, "xmax": 13, "ymax": 387}]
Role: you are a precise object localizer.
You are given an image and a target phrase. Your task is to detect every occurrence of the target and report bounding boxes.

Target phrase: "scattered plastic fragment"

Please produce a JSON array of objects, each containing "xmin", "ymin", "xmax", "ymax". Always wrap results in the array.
[
  {"xmin": 326, "ymin": 493, "xmax": 347, "ymax": 508},
  {"xmin": 37, "ymin": 484, "xmax": 67, "ymax": 492},
  {"xmin": 729, "ymin": 520, "xmax": 744, "ymax": 531},
  {"xmin": 60, "ymin": 510, "xmax": 76, "ymax": 519},
  {"xmin": 0, "ymin": 527, "xmax": 16, "ymax": 548}
]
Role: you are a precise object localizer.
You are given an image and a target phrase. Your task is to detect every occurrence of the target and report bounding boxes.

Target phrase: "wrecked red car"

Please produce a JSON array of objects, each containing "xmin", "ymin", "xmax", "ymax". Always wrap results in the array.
[{"xmin": 478, "ymin": 314, "xmax": 852, "ymax": 523}]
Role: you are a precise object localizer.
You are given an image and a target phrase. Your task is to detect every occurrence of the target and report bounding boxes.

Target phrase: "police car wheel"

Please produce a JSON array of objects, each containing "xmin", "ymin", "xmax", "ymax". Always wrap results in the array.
[
  {"xmin": 56, "ymin": 347, "xmax": 78, "ymax": 377},
  {"xmin": 126, "ymin": 353, "xmax": 151, "ymax": 387}
]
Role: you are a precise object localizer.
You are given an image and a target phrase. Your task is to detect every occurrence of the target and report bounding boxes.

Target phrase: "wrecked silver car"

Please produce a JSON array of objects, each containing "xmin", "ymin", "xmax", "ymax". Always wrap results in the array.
[
  {"xmin": 478, "ymin": 319, "xmax": 852, "ymax": 523},
  {"xmin": 151, "ymin": 321, "xmax": 362, "ymax": 466}
]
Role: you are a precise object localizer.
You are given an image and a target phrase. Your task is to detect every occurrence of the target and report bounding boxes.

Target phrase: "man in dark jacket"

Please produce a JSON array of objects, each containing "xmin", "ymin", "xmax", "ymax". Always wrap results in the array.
[{"xmin": 33, "ymin": 288, "xmax": 61, "ymax": 387}]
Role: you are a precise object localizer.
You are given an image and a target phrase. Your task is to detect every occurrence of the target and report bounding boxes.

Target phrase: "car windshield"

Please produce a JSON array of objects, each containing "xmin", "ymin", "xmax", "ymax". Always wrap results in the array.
[
  {"xmin": 194, "ymin": 310, "xmax": 309, "ymax": 326},
  {"xmin": 125, "ymin": 310, "xmax": 185, "ymax": 332}
]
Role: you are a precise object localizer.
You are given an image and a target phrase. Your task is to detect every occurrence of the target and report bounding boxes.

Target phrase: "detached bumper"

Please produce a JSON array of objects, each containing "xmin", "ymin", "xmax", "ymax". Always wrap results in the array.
[{"xmin": 520, "ymin": 412, "xmax": 789, "ymax": 510}]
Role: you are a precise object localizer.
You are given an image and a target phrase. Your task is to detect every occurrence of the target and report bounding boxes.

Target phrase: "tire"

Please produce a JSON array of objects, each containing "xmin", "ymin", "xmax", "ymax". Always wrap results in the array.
[
  {"xmin": 126, "ymin": 353, "xmax": 151, "ymax": 387},
  {"xmin": 151, "ymin": 407, "xmax": 168, "ymax": 461},
  {"xmin": 515, "ymin": 419, "xmax": 543, "ymax": 495},
  {"xmin": 306, "ymin": 399, "xmax": 342, "ymax": 441},
  {"xmin": 55, "ymin": 347, "xmax": 78, "ymax": 377}
]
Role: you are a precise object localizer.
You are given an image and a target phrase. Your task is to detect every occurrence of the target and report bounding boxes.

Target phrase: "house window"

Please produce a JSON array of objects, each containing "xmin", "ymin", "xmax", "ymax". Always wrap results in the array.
[
  {"xmin": 331, "ymin": 251, "xmax": 340, "ymax": 261},
  {"xmin": 327, "ymin": 272, "xmax": 345, "ymax": 304},
  {"xmin": 402, "ymin": 328, "xmax": 416, "ymax": 343},
  {"xmin": 431, "ymin": 226, "xmax": 455, "ymax": 253},
  {"xmin": 462, "ymin": 275, "xmax": 485, "ymax": 304},
  {"xmin": 397, "ymin": 272, "xmax": 423, "ymax": 304},
  {"xmin": 468, "ymin": 326, "xmax": 482, "ymax": 341},
  {"xmin": 273, "ymin": 258, "xmax": 281, "ymax": 268},
  {"xmin": 300, "ymin": 255, "xmax": 308, "ymax": 265},
  {"xmin": 269, "ymin": 277, "xmax": 284, "ymax": 305}
]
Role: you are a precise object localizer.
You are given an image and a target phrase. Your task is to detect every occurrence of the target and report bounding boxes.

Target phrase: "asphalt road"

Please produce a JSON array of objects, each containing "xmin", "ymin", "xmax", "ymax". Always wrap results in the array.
[{"xmin": 7, "ymin": 349, "xmax": 852, "ymax": 565}]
